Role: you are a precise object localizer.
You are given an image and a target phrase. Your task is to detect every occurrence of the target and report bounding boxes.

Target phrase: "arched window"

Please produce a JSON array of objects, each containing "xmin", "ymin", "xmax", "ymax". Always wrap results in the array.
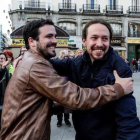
[
  {"xmin": 58, "ymin": 22, "xmax": 76, "ymax": 35},
  {"xmin": 128, "ymin": 22, "xmax": 140, "ymax": 37},
  {"xmin": 110, "ymin": 23, "xmax": 122, "ymax": 36}
]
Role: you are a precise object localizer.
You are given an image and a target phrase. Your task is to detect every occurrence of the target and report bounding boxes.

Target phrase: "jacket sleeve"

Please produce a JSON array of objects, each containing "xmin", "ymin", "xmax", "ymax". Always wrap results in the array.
[
  {"xmin": 49, "ymin": 58, "xmax": 73, "ymax": 76},
  {"xmin": 30, "ymin": 60, "xmax": 124, "ymax": 110},
  {"xmin": 114, "ymin": 60, "xmax": 140, "ymax": 140}
]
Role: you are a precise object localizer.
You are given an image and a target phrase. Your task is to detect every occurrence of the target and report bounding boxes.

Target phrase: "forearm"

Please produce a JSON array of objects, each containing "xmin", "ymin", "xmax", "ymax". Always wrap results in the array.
[{"xmin": 30, "ymin": 61, "xmax": 125, "ymax": 110}]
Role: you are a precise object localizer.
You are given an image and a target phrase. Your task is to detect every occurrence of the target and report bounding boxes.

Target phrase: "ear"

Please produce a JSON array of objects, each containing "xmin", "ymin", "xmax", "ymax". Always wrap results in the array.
[
  {"xmin": 82, "ymin": 38, "xmax": 87, "ymax": 48},
  {"xmin": 28, "ymin": 37, "xmax": 36, "ymax": 49}
]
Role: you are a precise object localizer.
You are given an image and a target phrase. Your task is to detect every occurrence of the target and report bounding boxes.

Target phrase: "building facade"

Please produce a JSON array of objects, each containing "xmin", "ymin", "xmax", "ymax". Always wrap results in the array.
[{"xmin": 9, "ymin": 0, "xmax": 140, "ymax": 60}]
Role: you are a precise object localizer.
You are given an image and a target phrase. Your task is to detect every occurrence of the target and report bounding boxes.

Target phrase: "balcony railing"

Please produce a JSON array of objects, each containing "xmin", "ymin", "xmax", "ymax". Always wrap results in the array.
[
  {"xmin": 24, "ymin": 1, "xmax": 46, "ymax": 11},
  {"xmin": 105, "ymin": 5, "xmax": 123, "ymax": 14},
  {"xmin": 128, "ymin": 31, "xmax": 140, "ymax": 37},
  {"xmin": 83, "ymin": 4, "xmax": 100, "ymax": 13},
  {"xmin": 58, "ymin": 3, "xmax": 76, "ymax": 12},
  {"xmin": 128, "ymin": 6, "xmax": 140, "ymax": 14},
  {"xmin": 113, "ymin": 30, "xmax": 122, "ymax": 36}
]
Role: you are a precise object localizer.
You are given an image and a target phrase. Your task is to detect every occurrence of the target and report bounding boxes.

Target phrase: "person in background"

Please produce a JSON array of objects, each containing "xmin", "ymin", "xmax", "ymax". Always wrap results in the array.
[
  {"xmin": 57, "ymin": 50, "xmax": 71, "ymax": 127},
  {"xmin": 0, "ymin": 53, "xmax": 10, "ymax": 130},
  {"xmin": 3, "ymin": 50, "xmax": 14, "ymax": 77},
  {"xmin": 132, "ymin": 58, "xmax": 138, "ymax": 73},
  {"xmin": 131, "ymin": 58, "xmax": 134, "ymax": 65},
  {"xmin": 138, "ymin": 58, "xmax": 140, "ymax": 72},
  {"xmin": 68, "ymin": 50, "xmax": 75, "ymax": 58},
  {"xmin": 125, "ymin": 58, "xmax": 130, "ymax": 66},
  {"xmin": 75, "ymin": 49, "xmax": 84, "ymax": 57},
  {"xmin": 18, "ymin": 46, "xmax": 27, "ymax": 57}
]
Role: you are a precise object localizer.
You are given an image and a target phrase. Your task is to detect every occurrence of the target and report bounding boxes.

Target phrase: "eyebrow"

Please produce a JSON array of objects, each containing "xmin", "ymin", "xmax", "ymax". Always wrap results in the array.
[
  {"xmin": 91, "ymin": 34, "xmax": 109, "ymax": 37},
  {"xmin": 45, "ymin": 33, "xmax": 57, "ymax": 36}
]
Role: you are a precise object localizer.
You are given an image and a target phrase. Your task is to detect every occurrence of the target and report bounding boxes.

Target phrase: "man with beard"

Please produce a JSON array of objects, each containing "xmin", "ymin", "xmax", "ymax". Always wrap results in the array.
[
  {"xmin": 0, "ymin": 19, "xmax": 133, "ymax": 140},
  {"xmin": 50, "ymin": 19, "xmax": 140, "ymax": 140}
]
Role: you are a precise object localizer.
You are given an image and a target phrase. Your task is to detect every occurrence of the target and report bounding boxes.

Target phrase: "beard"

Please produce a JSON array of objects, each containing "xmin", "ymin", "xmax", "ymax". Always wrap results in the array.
[{"xmin": 37, "ymin": 42, "xmax": 57, "ymax": 59}]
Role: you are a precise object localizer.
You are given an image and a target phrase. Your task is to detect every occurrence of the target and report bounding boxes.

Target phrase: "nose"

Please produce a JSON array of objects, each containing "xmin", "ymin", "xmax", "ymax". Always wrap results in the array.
[
  {"xmin": 96, "ymin": 38, "xmax": 103, "ymax": 47},
  {"xmin": 52, "ymin": 36, "xmax": 57, "ymax": 43}
]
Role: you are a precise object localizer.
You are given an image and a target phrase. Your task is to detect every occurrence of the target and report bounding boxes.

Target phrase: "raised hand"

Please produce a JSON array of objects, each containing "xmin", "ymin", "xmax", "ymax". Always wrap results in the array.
[{"xmin": 113, "ymin": 70, "xmax": 133, "ymax": 95}]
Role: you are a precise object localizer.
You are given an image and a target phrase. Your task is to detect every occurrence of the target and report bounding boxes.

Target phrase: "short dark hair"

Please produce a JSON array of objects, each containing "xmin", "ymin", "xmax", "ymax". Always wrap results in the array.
[
  {"xmin": 23, "ymin": 19, "xmax": 54, "ymax": 50},
  {"xmin": 82, "ymin": 19, "xmax": 113, "ymax": 41}
]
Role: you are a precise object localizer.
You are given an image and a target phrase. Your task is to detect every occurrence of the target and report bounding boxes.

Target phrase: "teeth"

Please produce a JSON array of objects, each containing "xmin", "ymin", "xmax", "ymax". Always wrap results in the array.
[{"xmin": 95, "ymin": 50, "xmax": 103, "ymax": 52}]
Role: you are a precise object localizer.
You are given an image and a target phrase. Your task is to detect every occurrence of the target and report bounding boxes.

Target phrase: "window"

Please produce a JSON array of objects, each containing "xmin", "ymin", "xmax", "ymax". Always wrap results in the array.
[
  {"xmin": 91, "ymin": 0, "xmax": 94, "ymax": 9},
  {"xmin": 29, "ymin": 0, "xmax": 40, "ymax": 7},
  {"xmin": 109, "ymin": 0, "xmax": 117, "ymax": 10},
  {"xmin": 110, "ymin": 23, "xmax": 122, "ymax": 36},
  {"xmin": 110, "ymin": 0, "xmax": 117, "ymax": 5},
  {"xmin": 132, "ymin": 0, "xmax": 139, "ymax": 6},
  {"xmin": 63, "ymin": 0, "xmax": 71, "ymax": 8},
  {"xmin": 128, "ymin": 22, "xmax": 140, "ymax": 37},
  {"xmin": 86, "ymin": 0, "xmax": 95, "ymax": 9},
  {"xmin": 58, "ymin": 22, "xmax": 76, "ymax": 35}
]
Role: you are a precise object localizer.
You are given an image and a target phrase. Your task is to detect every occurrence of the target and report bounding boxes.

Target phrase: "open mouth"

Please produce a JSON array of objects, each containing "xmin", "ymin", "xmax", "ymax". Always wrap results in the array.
[{"xmin": 93, "ymin": 49, "xmax": 103, "ymax": 52}]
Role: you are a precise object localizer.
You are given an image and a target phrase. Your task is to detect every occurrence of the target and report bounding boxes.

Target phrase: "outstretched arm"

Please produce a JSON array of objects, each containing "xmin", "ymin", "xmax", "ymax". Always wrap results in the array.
[{"xmin": 29, "ymin": 60, "xmax": 133, "ymax": 110}]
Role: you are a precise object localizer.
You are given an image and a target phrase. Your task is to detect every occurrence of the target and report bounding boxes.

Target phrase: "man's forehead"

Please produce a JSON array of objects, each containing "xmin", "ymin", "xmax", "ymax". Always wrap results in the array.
[{"xmin": 88, "ymin": 24, "xmax": 110, "ymax": 35}]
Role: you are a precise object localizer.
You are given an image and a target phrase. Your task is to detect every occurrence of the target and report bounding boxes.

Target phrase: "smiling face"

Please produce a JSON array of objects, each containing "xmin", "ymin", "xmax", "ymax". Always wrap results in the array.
[
  {"xmin": 0, "ymin": 54, "xmax": 6, "ymax": 66},
  {"xmin": 29, "ymin": 24, "xmax": 57, "ymax": 59},
  {"xmin": 82, "ymin": 23, "xmax": 110, "ymax": 62}
]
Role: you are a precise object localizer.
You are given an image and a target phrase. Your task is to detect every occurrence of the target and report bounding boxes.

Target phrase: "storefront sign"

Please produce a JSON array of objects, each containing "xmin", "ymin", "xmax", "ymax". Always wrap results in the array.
[
  {"xmin": 111, "ymin": 39, "xmax": 121, "ymax": 44},
  {"xmin": 69, "ymin": 40, "xmax": 74, "ymax": 43},
  {"xmin": 111, "ymin": 37, "xmax": 123, "ymax": 44},
  {"xmin": 12, "ymin": 38, "xmax": 69, "ymax": 47},
  {"xmin": 57, "ymin": 39, "xmax": 69, "ymax": 47},
  {"xmin": 128, "ymin": 39, "xmax": 140, "ymax": 44},
  {"xmin": 12, "ymin": 39, "xmax": 25, "ymax": 46}
]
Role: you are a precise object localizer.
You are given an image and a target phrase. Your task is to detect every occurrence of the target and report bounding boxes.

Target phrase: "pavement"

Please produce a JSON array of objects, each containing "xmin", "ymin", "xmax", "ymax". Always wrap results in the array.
[{"xmin": 51, "ymin": 72, "xmax": 140, "ymax": 140}]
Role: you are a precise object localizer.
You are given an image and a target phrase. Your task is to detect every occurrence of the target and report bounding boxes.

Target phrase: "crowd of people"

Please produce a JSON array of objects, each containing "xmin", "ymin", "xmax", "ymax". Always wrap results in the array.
[
  {"xmin": 125, "ymin": 58, "xmax": 140, "ymax": 73},
  {"xmin": 0, "ymin": 18, "xmax": 139, "ymax": 140}
]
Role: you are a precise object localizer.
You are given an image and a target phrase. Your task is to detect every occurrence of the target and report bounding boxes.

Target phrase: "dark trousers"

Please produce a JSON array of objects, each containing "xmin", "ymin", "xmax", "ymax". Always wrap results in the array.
[{"xmin": 57, "ymin": 112, "xmax": 69, "ymax": 122}]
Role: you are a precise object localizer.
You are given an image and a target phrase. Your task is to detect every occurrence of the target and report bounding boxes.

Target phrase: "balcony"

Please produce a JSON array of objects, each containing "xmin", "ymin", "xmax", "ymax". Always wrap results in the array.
[
  {"xmin": 24, "ymin": 1, "xmax": 46, "ymax": 11},
  {"xmin": 128, "ymin": 31, "xmax": 140, "ymax": 37},
  {"xmin": 58, "ymin": 3, "xmax": 76, "ymax": 12},
  {"xmin": 113, "ymin": 30, "xmax": 122, "ymax": 37},
  {"xmin": 83, "ymin": 4, "xmax": 100, "ymax": 14},
  {"xmin": 128, "ymin": 6, "xmax": 140, "ymax": 14},
  {"xmin": 105, "ymin": 5, "xmax": 123, "ymax": 14}
]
